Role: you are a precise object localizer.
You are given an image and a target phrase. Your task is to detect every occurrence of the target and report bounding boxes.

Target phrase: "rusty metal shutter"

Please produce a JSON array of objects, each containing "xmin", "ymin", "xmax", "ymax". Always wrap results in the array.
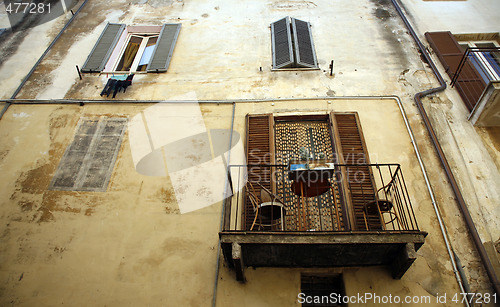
[
  {"xmin": 333, "ymin": 113, "xmax": 379, "ymax": 231},
  {"xmin": 271, "ymin": 17, "xmax": 294, "ymax": 69},
  {"xmin": 81, "ymin": 23, "xmax": 125, "ymax": 73},
  {"xmin": 291, "ymin": 18, "xmax": 317, "ymax": 68},
  {"xmin": 146, "ymin": 23, "xmax": 181, "ymax": 73},
  {"xmin": 425, "ymin": 31, "xmax": 486, "ymax": 111},
  {"xmin": 244, "ymin": 114, "xmax": 275, "ymax": 229}
]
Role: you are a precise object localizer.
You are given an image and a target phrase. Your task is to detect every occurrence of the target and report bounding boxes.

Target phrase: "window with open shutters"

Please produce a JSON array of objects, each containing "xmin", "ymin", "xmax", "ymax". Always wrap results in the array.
[
  {"xmin": 425, "ymin": 31, "xmax": 499, "ymax": 111},
  {"xmin": 271, "ymin": 17, "xmax": 318, "ymax": 69},
  {"xmin": 81, "ymin": 23, "xmax": 181, "ymax": 73},
  {"xmin": 244, "ymin": 113, "xmax": 380, "ymax": 231}
]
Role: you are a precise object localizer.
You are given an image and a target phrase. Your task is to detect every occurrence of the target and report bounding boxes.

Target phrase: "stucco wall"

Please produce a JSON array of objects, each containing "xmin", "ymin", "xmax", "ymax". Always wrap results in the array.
[
  {"xmin": 0, "ymin": 0, "xmax": 499, "ymax": 305},
  {"xmin": 401, "ymin": 0, "xmax": 500, "ymax": 281}
]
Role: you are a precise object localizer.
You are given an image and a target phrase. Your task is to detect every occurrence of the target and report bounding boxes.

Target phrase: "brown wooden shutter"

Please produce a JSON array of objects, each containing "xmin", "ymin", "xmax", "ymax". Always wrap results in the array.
[
  {"xmin": 244, "ymin": 114, "xmax": 275, "ymax": 229},
  {"xmin": 333, "ymin": 113, "xmax": 380, "ymax": 231},
  {"xmin": 425, "ymin": 31, "xmax": 486, "ymax": 111}
]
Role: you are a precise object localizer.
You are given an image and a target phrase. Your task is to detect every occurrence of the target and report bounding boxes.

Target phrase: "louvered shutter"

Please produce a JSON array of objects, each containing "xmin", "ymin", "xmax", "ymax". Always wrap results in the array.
[
  {"xmin": 425, "ymin": 31, "xmax": 486, "ymax": 111},
  {"xmin": 81, "ymin": 23, "xmax": 125, "ymax": 73},
  {"xmin": 244, "ymin": 114, "xmax": 275, "ymax": 230},
  {"xmin": 333, "ymin": 113, "xmax": 380, "ymax": 231},
  {"xmin": 271, "ymin": 17, "xmax": 294, "ymax": 69},
  {"xmin": 146, "ymin": 23, "xmax": 181, "ymax": 73},
  {"xmin": 50, "ymin": 118, "xmax": 127, "ymax": 192},
  {"xmin": 291, "ymin": 18, "xmax": 317, "ymax": 68}
]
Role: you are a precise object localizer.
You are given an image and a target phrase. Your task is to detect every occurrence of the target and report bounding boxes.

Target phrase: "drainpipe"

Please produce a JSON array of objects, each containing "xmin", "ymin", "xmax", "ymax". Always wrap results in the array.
[
  {"xmin": 391, "ymin": 0, "xmax": 500, "ymax": 297},
  {"xmin": 212, "ymin": 102, "xmax": 236, "ymax": 307},
  {"xmin": 392, "ymin": 95, "xmax": 470, "ymax": 304},
  {"xmin": 0, "ymin": 0, "xmax": 89, "ymax": 120}
]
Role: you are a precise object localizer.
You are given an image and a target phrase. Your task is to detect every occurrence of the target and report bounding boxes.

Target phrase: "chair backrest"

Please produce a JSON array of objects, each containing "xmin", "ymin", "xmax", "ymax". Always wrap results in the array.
[{"xmin": 260, "ymin": 189, "xmax": 272, "ymax": 203}]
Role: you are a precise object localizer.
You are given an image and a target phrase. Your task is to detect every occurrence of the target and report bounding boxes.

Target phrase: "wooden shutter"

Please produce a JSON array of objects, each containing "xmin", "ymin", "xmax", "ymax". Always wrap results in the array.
[
  {"xmin": 333, "ymin": 113, "xmax": 380, "ymax": 231},
  {"xmin": 50, "ymin": 118, "xmax": 127, "ymax": 192},
  {"xmin": 146, "ymin": 23, "xmax": 181, "ymax": 73},
  {"xmin": 244, "ymin": 114, "xmax": 275, "ymax": 230},
  {"xmin": 81, "ymin": 23, "xmax": 125, "ymax": 73},
  {"xmin": 271, "ymin": 17, "xmax": 294, "ymax": 69},
  {"xmin": 425, "ymin": 31, "xmax": 486, "ymax": 111},
  {"xmin": 291, "ymin": 18, "xmax": 317, "ymax": 68}
]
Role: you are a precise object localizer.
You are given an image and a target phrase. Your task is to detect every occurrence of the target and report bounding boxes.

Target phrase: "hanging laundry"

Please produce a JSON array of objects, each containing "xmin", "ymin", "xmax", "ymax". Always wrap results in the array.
[{"xmin": 100, "ymin": 74, "xmax": 135, "ymax": 98}]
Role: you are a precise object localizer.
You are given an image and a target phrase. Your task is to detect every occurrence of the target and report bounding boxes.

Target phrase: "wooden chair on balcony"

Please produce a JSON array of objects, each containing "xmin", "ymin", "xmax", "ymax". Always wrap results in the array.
[
  {"xmin": 363, "ymin": 179, "xmax": 402, "ymax": 231},
  {"xmin": 247, "ymin": 182, "xmax": 286, "ymax": 231}
]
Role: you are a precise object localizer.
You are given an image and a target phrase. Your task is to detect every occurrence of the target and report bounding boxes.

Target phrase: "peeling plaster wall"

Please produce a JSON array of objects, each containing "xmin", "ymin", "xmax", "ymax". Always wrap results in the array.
[
  {"xmin": 0, "ymin": 0, "xmax": 499, "ymax": 305},
  {"xmin": 400, "ymin": 0, "xmax": 500, "ymax": 281},
  {"xmin": 0, "ymin": 5, "xmax": 75, "ymax": 99},
  {"xmin": 1, "ymin": 99, "xmax": 492, "ymax": 305},
  {"xmin": 8, "ymin": 0, "xmax": 433, "ymax": 100},
  {"xmin": 400, "ymin": 0, "xmax": 500, "ymax": 34}
]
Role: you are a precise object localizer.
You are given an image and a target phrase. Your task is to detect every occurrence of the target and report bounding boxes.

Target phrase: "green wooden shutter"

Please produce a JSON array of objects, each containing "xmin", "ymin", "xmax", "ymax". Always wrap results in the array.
[
  {"xmin": 271, "ymin": 17, "xmax": 294, "ymax": 69},
  {"xmin": 146, "ymin": 23, "xmax": 181, "ymax": 73},
  {"xmin": 291, "ymin": 18, "xmax": 317, "ymax": 68},
  {"xmin": 81, "ymin": 23, "xmax": 125, "ymax": 73}
]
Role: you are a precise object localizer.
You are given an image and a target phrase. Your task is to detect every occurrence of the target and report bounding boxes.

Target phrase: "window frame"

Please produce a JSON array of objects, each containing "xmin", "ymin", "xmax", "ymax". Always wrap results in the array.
[
  {"xmin": 300, "ymin": 273, "xmax": 345, "ymax": 307},
  {"xmin": 244, "ymin": 112, "xmax": 379, "ymax": 232},
  {"xmin": 81, "ymin": 23, "xmax": 181, "ymax": 74},
  {"xmin": 459, "ymin": 40, "xmax": 500, "ymax": 82},
  {"xmin": 108, "ymin": 32, "xmax": 160, "ymax": 73}
]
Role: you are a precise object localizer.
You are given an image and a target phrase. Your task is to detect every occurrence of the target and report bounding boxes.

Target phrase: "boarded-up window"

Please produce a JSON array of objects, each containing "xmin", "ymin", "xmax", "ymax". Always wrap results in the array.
[
  {"xmin": 82, "ymin": 23, "xmax": 181, "ymax": 73},
  {"xmin": 425, "ymin": 31, "xmax": 486, "ymax": 111},
  {"xmin": 301, "ymin": 274, "xmax": 344, "ymax": 307},
  {"xmin": 50, "ymin": 117, "xmax": 127, "ymax": 192},
  {"xmin": 271, "ymin": 17, "xmax": 318, "ymax": 69}
]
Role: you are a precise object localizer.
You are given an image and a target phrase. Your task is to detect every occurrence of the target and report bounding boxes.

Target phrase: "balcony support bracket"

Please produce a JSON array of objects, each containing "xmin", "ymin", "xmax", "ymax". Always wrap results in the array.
[
  {"xmin": 391, "ymin": 243, "xmax": 417, "ymax": 279},
  {"xmin": 232, "ymin": 242, "xmax": 246, "ymax": 283}
]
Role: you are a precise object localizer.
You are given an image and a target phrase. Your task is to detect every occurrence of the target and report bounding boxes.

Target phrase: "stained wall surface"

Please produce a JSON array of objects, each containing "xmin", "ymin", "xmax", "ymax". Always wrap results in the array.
[{"xmin": 0, "ymin": 0, "xmax": 499, "ymax": 305}]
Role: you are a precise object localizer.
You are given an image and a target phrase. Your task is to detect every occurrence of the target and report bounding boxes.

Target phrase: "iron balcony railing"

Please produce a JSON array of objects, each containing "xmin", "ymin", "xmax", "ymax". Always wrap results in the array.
[
  {"xmin": 222, "ymin": 163, "xmax": 419, "ymax": 232},
  {"xmin": 450, "ymin": 46, "xmax": 500, "ymax": 110}
]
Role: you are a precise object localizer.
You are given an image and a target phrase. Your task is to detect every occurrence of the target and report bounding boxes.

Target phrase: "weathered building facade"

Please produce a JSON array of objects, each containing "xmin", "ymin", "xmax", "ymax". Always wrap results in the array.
[{"xmin": 0, "ymin": 0, "xmax": 498, "ymax": 306}]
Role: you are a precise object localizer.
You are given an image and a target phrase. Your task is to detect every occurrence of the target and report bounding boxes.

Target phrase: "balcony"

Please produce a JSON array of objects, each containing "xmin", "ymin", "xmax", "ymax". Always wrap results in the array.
[
  {"xmin": 219, "ymin": 164, "xmax": 427, "ymax": 282},
  {"xmin": 450, "ymin": 46, "xmax": 500, "ymax": 124}
]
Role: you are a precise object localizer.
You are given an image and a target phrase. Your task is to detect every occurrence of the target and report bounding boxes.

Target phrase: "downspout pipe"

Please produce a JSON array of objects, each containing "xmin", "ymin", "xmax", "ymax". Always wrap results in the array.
[
  {"xmin": 392, "ymin": 0, "xmax": 500, "ymax": 296},
  {"xmin": 213, "ymin": 102, "xmax": 236, "ymax": 307},
  {"xmin": 0, "ymin": 0, "xmax": 89, "ymax": 120},
  {"xmin": 392, "ymin": 95, "xmax": 470, "ymax": 305}
]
